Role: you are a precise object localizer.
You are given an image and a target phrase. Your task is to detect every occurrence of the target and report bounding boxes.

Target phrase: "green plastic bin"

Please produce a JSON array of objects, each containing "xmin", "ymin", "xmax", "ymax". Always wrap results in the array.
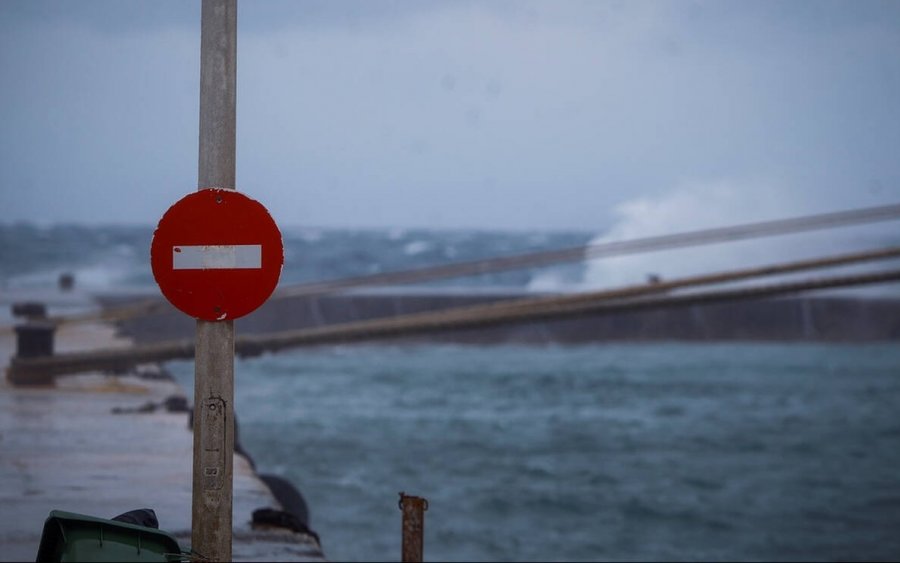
[{"xmin": 35, "ymin": 510, "xmax": 186, "ymax": 562}]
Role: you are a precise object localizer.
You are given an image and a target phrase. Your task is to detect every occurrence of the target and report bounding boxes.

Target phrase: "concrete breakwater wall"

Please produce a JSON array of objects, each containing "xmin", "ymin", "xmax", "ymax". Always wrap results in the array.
[{"xmin": 108, "ymin": 290, "xmax": 900, "ymax": 344}]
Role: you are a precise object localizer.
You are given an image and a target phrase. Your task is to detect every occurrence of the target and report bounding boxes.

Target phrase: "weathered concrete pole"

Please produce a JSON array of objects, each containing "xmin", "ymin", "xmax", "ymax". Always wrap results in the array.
[{"xmin": 193, "ymin": 0, "xmax": 237, "ymax": 561}]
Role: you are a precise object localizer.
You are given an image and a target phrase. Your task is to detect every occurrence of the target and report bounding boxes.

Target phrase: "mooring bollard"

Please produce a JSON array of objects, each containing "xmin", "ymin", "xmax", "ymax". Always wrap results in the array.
[
  {"xmin": 7, "ymin": 319, "xmax": 57, "ymax": 386},
  {"xmin": 14, "ymin": 322, "xmax": 56, "ymax": 359},
  {"xmin": 399, "ymin": 492, "xmax": 428, "ymax": 563}
]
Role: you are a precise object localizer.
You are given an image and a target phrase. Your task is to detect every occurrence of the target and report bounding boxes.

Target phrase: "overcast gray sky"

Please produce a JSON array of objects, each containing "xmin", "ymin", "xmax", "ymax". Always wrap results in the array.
[{"xmin": 1, "ymin": 0, "xmax": 899, "ymax": 231}]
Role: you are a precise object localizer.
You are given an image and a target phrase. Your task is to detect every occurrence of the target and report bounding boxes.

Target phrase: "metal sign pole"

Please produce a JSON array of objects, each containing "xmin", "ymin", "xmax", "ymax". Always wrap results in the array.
[{"xmin": 193, "ymin": 0, "xmax": 237, "ymax": 560}]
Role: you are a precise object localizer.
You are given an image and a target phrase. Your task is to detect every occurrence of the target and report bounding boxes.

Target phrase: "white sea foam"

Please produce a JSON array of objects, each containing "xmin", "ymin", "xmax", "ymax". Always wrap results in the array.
[
  {"xmin": 527, "ymin": 271, "xmax": 573, "ymax": 293},
  {"xmin": 581, "ymin": 181, "xmax": 900, "ymax": 296},
  {"xmin": 298, "ymin": 228, "xmax": 324, "ymax": 243},
  {"xmin": 6, "ymin": 260, "xmax": 146, "ymax": 293},
  {"xmin": 403, "ymin": 240, "xmax": 432, "ymax": 256}
]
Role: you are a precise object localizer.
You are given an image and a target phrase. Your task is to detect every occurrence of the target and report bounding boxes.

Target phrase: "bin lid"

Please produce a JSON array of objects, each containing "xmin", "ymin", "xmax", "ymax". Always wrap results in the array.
[{"xmin": 35, "ymin": 510, "xmax": 184, "ymax": 562}]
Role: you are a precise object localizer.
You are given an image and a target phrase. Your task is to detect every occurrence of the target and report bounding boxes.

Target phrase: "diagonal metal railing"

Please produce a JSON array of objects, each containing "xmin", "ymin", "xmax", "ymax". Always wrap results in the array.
[{"xmin": 8, "ymin": 245, "xmax": 900, "ymax": 383}]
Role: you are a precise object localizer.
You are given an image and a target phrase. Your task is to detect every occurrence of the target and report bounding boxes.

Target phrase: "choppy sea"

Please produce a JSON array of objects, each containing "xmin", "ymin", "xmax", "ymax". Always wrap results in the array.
[{"xmin": 2, "ymin": 223, "xmax": 900, "ymax": 561}]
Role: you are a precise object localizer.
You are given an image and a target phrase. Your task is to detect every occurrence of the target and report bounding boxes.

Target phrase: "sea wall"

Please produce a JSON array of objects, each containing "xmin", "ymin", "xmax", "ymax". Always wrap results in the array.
[{"xmin": 109, "ymin": 291, "xmax": 900, "ymax": 344}]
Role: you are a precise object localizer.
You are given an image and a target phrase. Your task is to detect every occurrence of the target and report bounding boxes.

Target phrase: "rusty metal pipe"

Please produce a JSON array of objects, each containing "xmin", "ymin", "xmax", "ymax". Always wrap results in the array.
[{"xmin": 399, "ymin": 492, "xmax": 428, "ymax": 563}]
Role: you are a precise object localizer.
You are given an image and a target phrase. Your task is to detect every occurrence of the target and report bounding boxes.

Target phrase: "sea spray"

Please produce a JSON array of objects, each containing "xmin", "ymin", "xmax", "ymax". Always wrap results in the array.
[{"xmin": 580, "ymin": 182, "xmax": 900, "ymax": 296}]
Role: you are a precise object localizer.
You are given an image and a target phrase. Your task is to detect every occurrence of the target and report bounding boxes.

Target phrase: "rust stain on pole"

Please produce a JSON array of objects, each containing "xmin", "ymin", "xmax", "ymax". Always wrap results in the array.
[{"xmin": 399, "ymin": 492, "xmax": 428, "ymax": 563}]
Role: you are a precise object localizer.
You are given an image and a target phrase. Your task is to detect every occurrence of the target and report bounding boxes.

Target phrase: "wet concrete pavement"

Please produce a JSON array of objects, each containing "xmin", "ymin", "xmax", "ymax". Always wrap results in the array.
[{"xmin": 0, "ymin": 289, "xmax": 324, "ymax": 561}]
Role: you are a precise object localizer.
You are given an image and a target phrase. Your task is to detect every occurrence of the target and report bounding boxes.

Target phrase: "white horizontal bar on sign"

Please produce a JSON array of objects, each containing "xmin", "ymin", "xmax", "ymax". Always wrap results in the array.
[{"xmin": 172, "ymin": 245, "xmax": 262, "ymax": 270}]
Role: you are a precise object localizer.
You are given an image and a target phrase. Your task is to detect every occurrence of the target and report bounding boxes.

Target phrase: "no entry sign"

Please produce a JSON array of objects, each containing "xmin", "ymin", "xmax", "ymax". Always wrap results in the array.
[{"xmin": 151, "ymin": 188, "xmax": 283, "ymax": 321}]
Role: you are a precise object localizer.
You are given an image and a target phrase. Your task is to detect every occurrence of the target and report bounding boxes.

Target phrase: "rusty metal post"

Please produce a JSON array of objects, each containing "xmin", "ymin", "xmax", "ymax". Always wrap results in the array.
[{"xmin": 399, "ymin": 492, "xmax": 428, "ymax": 563}]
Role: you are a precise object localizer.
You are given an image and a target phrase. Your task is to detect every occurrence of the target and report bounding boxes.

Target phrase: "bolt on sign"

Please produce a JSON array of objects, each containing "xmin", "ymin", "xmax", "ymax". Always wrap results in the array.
[{"xmin": 151, "ymin": 188, "xmax": 284, "ymax": 321}]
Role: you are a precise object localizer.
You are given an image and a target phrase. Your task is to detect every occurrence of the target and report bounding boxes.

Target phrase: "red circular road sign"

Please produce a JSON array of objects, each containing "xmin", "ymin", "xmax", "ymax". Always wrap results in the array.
[{"xmin": 151, "ymin": 188, "xmax": 284, "ymax": 321}]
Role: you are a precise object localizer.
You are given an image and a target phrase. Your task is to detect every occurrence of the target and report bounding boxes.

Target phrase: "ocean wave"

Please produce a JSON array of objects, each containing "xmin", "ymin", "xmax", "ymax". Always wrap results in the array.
[
  {"xmin": 403, "ymin": 240, "xmax": 433, "ymax": 256},
  {"xmin": 580, "ymin": 182, "xmax": 900, "ymax": 297}
]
